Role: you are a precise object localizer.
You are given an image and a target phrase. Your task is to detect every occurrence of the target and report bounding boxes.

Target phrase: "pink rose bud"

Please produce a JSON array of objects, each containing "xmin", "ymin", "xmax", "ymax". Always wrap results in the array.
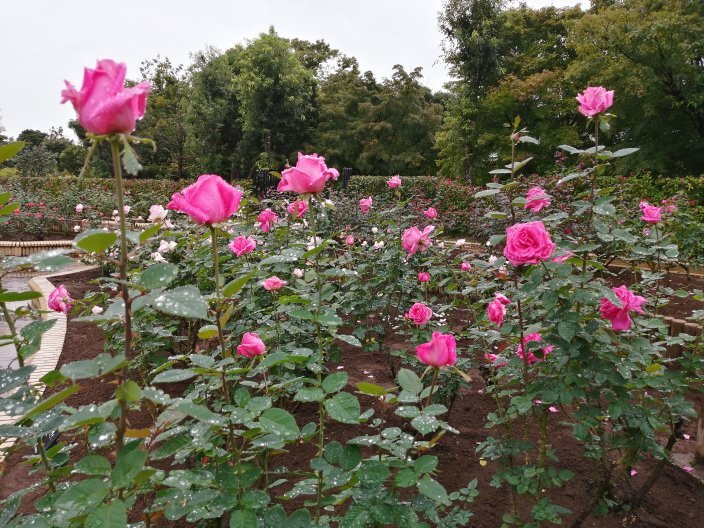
[
  {"xmin": 405, "ymin": 302, "xmax": 433, "ymax": 326},
  {"xmin": 485, "ymin": 353, "xmax": 507, "ymax": 368},
  {"xmin": 257, "ymin": 208, "xmax": 279, "ymax": 233},
  {"xmin": 576, "ymin": 86, "xmax": 614, "ymax": 117},
  {"xmin": 524, "ymin": 187, "xmax": 551, "ymax": 213},
  {"xmin": 48, "ymin": 285, "xmax": 73, "ymax": 314},
  {"xmin": 237, "ymin": 332, "xmax": 266, "ymax": 358},
  {"xmin": 228, "ymin": 236, "xmax": 257, "ymax": 257},
  {"xmin": 345, "ymin": 235, "xmax": 355, "ymax": 246},
  {"xmin": 148, "ymin": 204, "xmax": 167, "ymax": 223},
  {"xmin": 600, "ymin": 285, "xmax": 646, "ymax": 331},
  {"xmin": 630, "ymin": 469, "xmax": 638, "ymax": 477},
  {"xmin": 548, "ymin": 406, "xmax": 559, "ymax": 413},
  {"xmin": 423, "ymin": 207, "xmax": 438, "ymax": 219},
  {"xmin": 293, "ymin": 268, "xmax": 304, "ymax": 278},
  {"xmin": 261, "ymin": 276, "xmax": 287, "ymax": 291},
  {"xmin": 75, "ymin": 203, "xmax": 84, "ymax": 213},
  {"xmin": 683, "ymin": 466, "xmax": 694, "ymax": 472},
  {"xmin": 494, "ymin": 293, "xmax": 510, "ymax": 305},
  {"xmin": 359, "ymin": 196, "xmax": 373, "ymax": 213},
  {"xmin": 418, "ymin": 272, "xmax": 431, "ymax": 283},
  {"xmin": 639, "ymin": 201, "xmax": 662, "ymax": 224},
  {"xmin": 504, "ymin": 221, "xmax": 556, "ymax": 266},
  {"xmin": 487, "ymin": 298, "xmax": 507, "ymax": 326},
  {"xmin": 287, "ymin": 199, "xmax": 308, "ymax": 219},
  {"xmin": 402, "ymin": 225, "xmax": 435, "ymax": 257},
  {"xmin": 61, "ymin": 59, "xmax": 151, "ymax": 135},
  {"xmin": 460, "ymin": 262, "xmax": 471, "ymax": 271},
  {"xmin": 416, "ymin": 332, "xmax": 457, "ymax": 367},
  {"xmin": 387, "ymin": 175, "xmax": 402, "ymax": 189},
  {"xmin": 167, "ymin": 174, "xmax": 244, "ymax": 225},
  {"xmin": 516, "ymin": 333, "xmax": 554, "ymax": 365},
  {"xmin": 277, "ymin": 152, "xmax": 337, "ymax": 194}
]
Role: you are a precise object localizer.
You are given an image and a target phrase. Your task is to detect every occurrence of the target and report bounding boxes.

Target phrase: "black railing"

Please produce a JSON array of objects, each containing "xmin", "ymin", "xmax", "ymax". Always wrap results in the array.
[
  {"xmin": 340, "ymin": 167, "xmax": 353, "ymax": 189},
  {"xmin": 252, "ymin": 168, "xmax": 278, "ymax": 196}
]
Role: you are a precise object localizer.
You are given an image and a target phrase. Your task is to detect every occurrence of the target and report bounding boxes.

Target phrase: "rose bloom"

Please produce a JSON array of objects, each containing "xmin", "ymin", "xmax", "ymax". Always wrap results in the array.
[
  {"xmin": 487, "ymin": 298, "xmax": 507, "ymax": 326},
  {"xmin": 406, "ymin": 302, "xmax": 432, "ymax": 326},
  {"xmin": 552, "ymin": 251, "xmax": 574, "ymax": 263},
  {"xmin": 639, "ymin": 201, "xmax": 662, "ymax": 224},
  {"xmin": 148, "ymin": 204, "xmax": 168, "ymax": 223},
  {"xmin": 524, "ymin": 187, "xmax": 551, "ymax": 212},
  {"xmin": 460, "ymin": 262, "xmax": 471, "ymax": 271},
  {"xmin": 292, "ymin": 268, "xmax": 304, "ymax": 278},
  {"xmin": 416, "ymin": 332, "xmax": 457, "ymax": 367},
  {"xmin": 91, "ymin": 306, "xmax": 104, "ymax": 315},
  {"xmin": 48, "ymin": 285, "xmax": 73, "ymax": 314},
  {"xmin": 485, "ymin": 353, "xmax": 507, "ymax": 368},
  {"xmin": 359, "ymin": 196, "xmax": 373, "ymax": 213},
  {"xmin": 157, "ymin": 240, "xmax": 177, "ymax": 254},
  {"xmin": 237, "ymin": 332, "xmax": 266, "ymax": 358},
  {"xmin": 387, "ymin": 175, "xmax": 402, "ymax": 189},
  {"xmin": 494, "ymin": 293, "xmax": 510, "ymax": 305},
  {"xmin": 424, "ymin": 207, "xmax": 438, "ymax": 219},
  {"xmin": 61, "ymin": 59, "xmax": 151, "ymax": 135},
  {"xmin": 417, "ymin": 271, "xmax": 430, "ymax": 283},
  {"xmin": 576, "ymin": 86, "xmax": 615, "ymax": 117},
  {"xmin": 516, "ymin": 333, "xmax": 554, "ymax": 365},
  {"xmin": 278, "ymin": 152, "xmax": 338, "ymax": 194},
  {"xmin": 75, "ymin": 203, "xmax": 85, "ymax": 213},
  {"xmin": 168, "ymin": 174, "xmax": 244, "ymax": 225},
  {"xmin": 257, "ymin": 208, "xmax": 279, "ymax": 233},
  {"xmin": 261, "ymin": 276, "xmax": 287, "ymax": 291},
  {"xmin": 229, "ymin": 236, "xmax": 257, "ymax": 257},
  {"xmin": 123, "ymin": 205, "xmax": 131, "ymax": 214},
  {"xmin": 600, "ymin": 285, "xmax": 646, "ymax": 331},
  {"xmin": 345, "ymin": 235, "xmax": 355, "ymax": 246},
  {"xmin": 504, "ymin": 221, "xmax": 556, "ymax": 266},
  {"xmin": 287, "ymin": 199, "xmax": 308, "ymax": 219},
  {"xmin": 402, "ymin": 225, "xmax": 435, "ymax": 257}
]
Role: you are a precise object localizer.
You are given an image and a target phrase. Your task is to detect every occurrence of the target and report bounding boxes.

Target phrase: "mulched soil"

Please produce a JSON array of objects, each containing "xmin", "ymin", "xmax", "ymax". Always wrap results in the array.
[{"xmin": 2, "ymin": 268, "xmax": 704, "ymax": 527}]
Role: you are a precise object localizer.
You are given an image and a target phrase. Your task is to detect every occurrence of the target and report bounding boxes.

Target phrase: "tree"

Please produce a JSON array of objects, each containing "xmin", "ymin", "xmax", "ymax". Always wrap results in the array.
[{"xmin": 14, "ymin": 144, "xmax": 58, "ymax": 177}]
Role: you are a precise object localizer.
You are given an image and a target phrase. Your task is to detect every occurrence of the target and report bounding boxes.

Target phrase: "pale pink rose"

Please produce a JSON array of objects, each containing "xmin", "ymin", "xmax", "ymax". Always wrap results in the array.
[
  {"xmin": 287, "ymin": 199, "xmax": 308, "ymax": 219},
  {"xmin": 417, "ymin": 272, "xmax": 430, "ymax": 283},
  {"xmin": 548, "ymin": 406, "xmax": 559, "ymax": 413},
  {"xmin": 504, "ymin": 221, "xmax": 556, "ymax": 266},
  {"xmin": 61, "ymin": 59, "xmax": 151, "ymax": 135},
  {"xmin": 228, "ymin": 236, "xmax": 257, "ymax": 257},
  {"xmin": 402, "ymin": 225, "xmax": 435, "ymax": 257},
  {"xmin": 167, "ymin": 174, "xmax": 244, "ymax": 225},
  {"xmin": 237, "ymin": 332, "xmax": 266, "ymax": 358},
  {"xmin": 639, "ymin": 201, "xmax": 662, "ymax": 224},
  {"xmin": 91, "ymin": 306, "xmax": 104, "ymax": 315},
  {"xmin": 495, "ymin": 293, "xmax": 510, "ymax": 305},
  {"xmin": 292, "ymin": 268, "xmax": 304, "ymax": 278},
  {"xmin": 416, "ymin": 332, "xmax": 457, "ymax": 367},
  {"xmin": 683, "ymin": 466, "xmax": 694, "ymax": 472},
  {"xmin": 487, "ymin": 298, "xmax": 506, "ymax": 326},
  {"xmin": 552, "ymin": 251, "xmax": 574, "ymax": 263},
  {"xmin": 405, "ymin": 302, "xmax": 432, "ymax": 326},
  {"xmin": 359, "ymin": 196, "xmax": 373, "ymax": 213},
  {"xmin": 261, "ymin": 276, "xmax": 287, "ymax": 291},
  {"xmin": 516, "ymin": 333, "xmax": 554, "ymax": 365},
  {"xmin": 576, "ymin": 86, "xmax": 614, "ymax": 117},
  {"xmin": 278, "ymin": 152, "xmax": 337, "ymax": 194},
  {"xmin": 524, "ymin": 187, "xmax": 551, "ymax": 212},
  {"xmin": 630, "ymin": 469, "xmax": 638, "ymax": 477},
  {"xmin": 345, "ymin": 235, "xmax": 355, "ymax": 246},
  {"xmin": 485, "ymin": 353, "xmax": 507, "ymax": 368},
  {"xmin": 48, "ymin": 285, "xmax": 73, "ymax": 314},
  {"xmin": 600, "ymin": 285, "xmax": 646, "ymax": 331},
  {"xmin": 387, "ymin": 175, "xmax": 402, "ymax": 189},
  {"xmin": 75, "ymin": 203, "xmax": 84, "ymax": 213},
  {"xmin": 257, "ymin": 208, "xmax": 279, "ymax": 233},
  {"xmin": 123, "ymin": 205, "xmax": 131, "ymax": 214},
  {"xmin": 148, "ymin": 204, "xmax": 168, "ymax": 223},
  {"xmin": 460, "ymin": 262, "xmax": 471, "ymax": 271},
  {"xmin": 424, "ymin": 207, "xmax": 438, "ymax": 219}
]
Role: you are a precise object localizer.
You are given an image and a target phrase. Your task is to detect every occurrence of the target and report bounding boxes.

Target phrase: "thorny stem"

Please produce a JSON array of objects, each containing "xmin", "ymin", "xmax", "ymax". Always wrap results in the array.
[
  {"xmin": 37, "ymin": 439, "xmax": 56, "ymax": 493},
  {"xmin": 581, "ymin": 118, "xmax": 600, "ymax": 276},
  {"xmin": 425, "ymin": 367, "xmax": 439, "ymax": 407},
  {"xmin": 0, "ymin": 301, "xmax": 23, "ymax": 367}
]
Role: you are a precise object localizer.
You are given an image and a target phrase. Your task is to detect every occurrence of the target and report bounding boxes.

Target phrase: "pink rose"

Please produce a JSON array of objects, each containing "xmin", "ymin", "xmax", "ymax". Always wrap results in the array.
[
  {"xmin": 524, "ymin": 187, "xmax": 551, "ymax": 213},
  {"xmin": 504, "ymin": 221, "xmax": 556, "ymax": 266},
  {"xmin": 416, "ymin": 332, "xmax": 457, "ymax": 367},
  {"xmin": 460, "ymin": 262, "xmax": 471, "ymax": 271},
  {"xmin": 278, "ymin": 152, "xmax": 338, "ymax": 194},
  {"xmin": 258, "ymin": 209, "xmax": 279, "ymax": 233},
  {"xmin": 287, "ymin": 199, "xmax": 308, "ymax": 219},
  {"xmin": 48, "ymin": 285, "xmax": 73, "ymax": 314},
  {"xmin": 402, "ymin": 225, "xmax": 434, "ymax": 257},
  {"xmin": 237, "ymin": 332, "xmax": 266, "ymax": 358},
  {"xmin": 494, "ymin": 293, "xmax": 510, "ymax": 305},
  {"xmin": 148, "ymin": 204, "xmax": 168, "ymax": 223},
  {"xmin": 345, "ymin": 235, "xmax": 355, "ymax": 246},
  {"xmin": 61, "ymin": 59, "xmax": 151, "ymax": 135},
  {"xmin": 75, "ymin": 203, "xmax": 84, "ymax": 213},
  {"xmin": 487, "ymin": 298, "xmax": 506, "ymax": 326},
  {"xmin": 261, "ymin": 276, "xmax": 287, "ymax": 291},
  {"xmin": 406, "ymin": 302, "xmax": 432, "ymax": 326},
  {"xmin": 600, "ymin": 285, "xmax": 646, "ymax": 331},
  {"xmin": 516, "ymin": 333, "xmax": 553, "ymax": 365},
  {"xmin": 167, "ymin": 174, "xmax": 244, "ymax": 225},
  {"xmin": 552, "ymin": 251, "xmax": 574, "ymax": 263},
  {"xmin": 424, "ymin": 207, "xmax": 438, "ymax": 219},
  {"xmin": 576, "ymin": 86, "xmax": 615, "ymax": 117},
  {"xmin": 639, "ymin": 201, "xmax": 662, "ymax": 224},
  {"xmin": 485, "ymin": 353, "xmax": 507, "ymax": 368},
  {"xmin": 228, "ymin": 236, "xmax": 257, "ymax": 257},
  {"xmin": 418, "ymin": 272, "xmax": 430, "ymax": 283},
  {"xmin": 359, "ymin": 196, "xmax": 373, "ymax": 213},
  {"xmin": 387, "ymin": 175, "xmax": 402, "ymax": 189}
]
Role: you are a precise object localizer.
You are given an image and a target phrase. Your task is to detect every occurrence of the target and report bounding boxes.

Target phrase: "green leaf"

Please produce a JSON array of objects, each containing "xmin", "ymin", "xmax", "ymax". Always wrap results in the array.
[
  {"xmin": 75, "ymin": 230, "xmax": 118, "ymax": 253},
  {"xmin": 140, "ymin": 263, "xmax": 178, "ymax": 290},
  {"xmin": 20, "ymin": 385, "xmax": 80, "ymax": 422},
  {"xmin": 61, "ymin": 353, "xmax": 126, "ymax": 380},
  {"xmin": 20, "ymin": 318, "xmax": 56, "ymax": 341},
  {"xmin": 121, "ymin": 138, "xmax": 142, "ymax": 176},
  {"xmin": 302, "ymin": 240, "xmax": 330, "ymax": 259},
  {"xmin": 152, "ymin": 369, "xmax": 197, "ymax": 384},
  {"xmin": 153, "ymin": 286, "xmax": 208, "ymax": 319},
  {"xmin": 322, "ymin": 372, "xmax": 348, "ymax": 393},
  {"xmin": 139, "ymin": 223, "xmax": 161, "ymax": 244},
  {"xmin": 112, "ymin": 442, "xmax": 148, "ymax": 488},
  {"xmin": 0, "ymin": 290, "xmax": 42, "ymax": 302},
  {"xmin": 610, "ymin": 147, "xmax": 639, "ymax": 158},
  {"xmin": 414, "ymin": 455, "xmax": 438, "ymax": 474},
  {"xmin": 223, "ymin": 269, "xmax": 257, "ymax": 297},
  {"xmin": 0, "ymin": 202, "xmax": 20, "ymax": 216},
  {"xmin": 317, "ymin": 312, "xmax": 342, "ymax": 326},
  {"xmin": 75, "ymin": 455, "xmax": 112, "ymax": 476},
  {"xmin": 324, "ymin": 392, "xmax": 360, "ymax": 424},
  {"xmin": 259, "ymin": 408, "xmax": 300, "ymax": 438},
  {"xmin": 474, "ymin": 188, "xmax": 501, "ymax": 198},
  {"xmin": 356, "ymin": 382, "xmax": 388, "ymax": 396},
  {"xmin": 54, "ymin": 478, "xmax": 109, "ymax": 512},
  {"xmin": 115, "ymin": 380, "xmax": 141, "ymax": 403},
  {"xmin": 397, "ymin": 368, "xmax": 422, "ymax": 394},
  {"xmin": 335, "ymin": 333, "xmax": 362, "ymax": 347},
  {"xmin": 358, "ymin": 460, "xmax": 391, "ymax": 486},
  {"xmin": 260, "ymin": 248, "xmax": 304, "ymax": 265},
  {"xmin": 0, "ymin": 141, "xmax": 25, "ymax": 163},
  {"xmin": 293, "ymin": 387, "xmax": 325, "ymax": 403},
  {"xmin": 85, "ymin": 501, "xmax": 127, "ymax": 528},
  {"xmin": 197, "ymin": 325, "xmax": 219, "ymax": 339},
  {"xmin": 230, "ymin": 509, "xmax": 257, "ymax": 528},
  {"xmin": 418, "ymin": 475, "xmax": 449, "ymax": 505}
]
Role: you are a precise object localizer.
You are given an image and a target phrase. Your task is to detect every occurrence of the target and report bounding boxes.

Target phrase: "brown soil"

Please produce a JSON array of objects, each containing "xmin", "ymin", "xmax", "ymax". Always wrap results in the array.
[{"xmin": 2, "ymin": 269, "xmax": 703, "ymax": 527}]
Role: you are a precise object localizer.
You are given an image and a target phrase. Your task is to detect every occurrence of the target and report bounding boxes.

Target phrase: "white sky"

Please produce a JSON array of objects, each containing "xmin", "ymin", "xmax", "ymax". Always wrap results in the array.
[{"xmin": 0, "ymin": 0, "xmax": 584, "ymax": 139}]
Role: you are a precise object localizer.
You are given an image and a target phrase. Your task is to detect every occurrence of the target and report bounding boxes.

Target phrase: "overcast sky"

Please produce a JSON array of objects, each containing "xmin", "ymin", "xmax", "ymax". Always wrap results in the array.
[{"xmin": 0, "ymin": 0, "xmax": 584, "ymax": 139}]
